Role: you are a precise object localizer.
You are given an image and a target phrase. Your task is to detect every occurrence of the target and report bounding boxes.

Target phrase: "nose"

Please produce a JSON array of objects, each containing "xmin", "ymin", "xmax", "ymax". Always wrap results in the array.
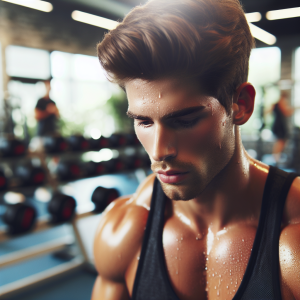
[{"xmin": 152, "ymin": 124, "xmax": 177, "ymax": 162}]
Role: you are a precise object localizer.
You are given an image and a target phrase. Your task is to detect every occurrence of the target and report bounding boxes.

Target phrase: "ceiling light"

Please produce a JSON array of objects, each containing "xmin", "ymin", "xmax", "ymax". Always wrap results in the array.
[
  {"xmin": 2, "ymin": 0, "xmax": 53, "ymax": 12},
  {"xmin": 266, "ymin": 7, "xmax": 300, "ymax": 20},
  {"xmin": 248, "ymin": 23, "xmax": 277, "ymax": 45},
  {"xmin": 71, "ymin": 10, "xmax": 118, "ymax": 30},
  {"xmin": 245, "ymin": 12, "xmax": 262, "ymax": 23}
]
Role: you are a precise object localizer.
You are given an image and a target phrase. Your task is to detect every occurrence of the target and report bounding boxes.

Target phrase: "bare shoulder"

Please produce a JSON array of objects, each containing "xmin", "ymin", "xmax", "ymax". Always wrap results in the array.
[
  {"xmin": 279, "ymin": 176, "xmax": 300, "ymax": 299},
  {"xmin": 93, "ymin": 173, "xmax": 156, "ymax": 282},
  {"xmin": 279, "ymin": 223, "xmax": 300, "ymax": 299}
]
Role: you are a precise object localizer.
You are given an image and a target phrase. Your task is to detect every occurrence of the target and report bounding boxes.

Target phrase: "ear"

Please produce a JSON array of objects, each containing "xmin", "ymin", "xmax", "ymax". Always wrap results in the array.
[{"xmin": 232, "ymin": 83, "xmax": 255, "ymax": 125}]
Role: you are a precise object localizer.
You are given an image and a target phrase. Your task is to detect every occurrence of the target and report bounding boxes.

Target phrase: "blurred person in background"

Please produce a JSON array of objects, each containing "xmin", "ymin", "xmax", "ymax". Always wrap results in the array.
[
  {"xmin": 34, "ymin": 80, "xmax": 59, "ymax": 136},
  {"xmin": 267, "ymin": 91, "xmax": 296, "ymax": 165},
  {"xmin": 92, "ymin": 0, "xmax": 300, "ymax": 299}
]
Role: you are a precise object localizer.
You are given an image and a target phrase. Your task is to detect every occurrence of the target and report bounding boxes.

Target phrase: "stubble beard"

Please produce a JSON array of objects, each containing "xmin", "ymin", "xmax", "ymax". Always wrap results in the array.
[{"xmin": 158, "ymin": 171, "xmax": 210, "ymax": 201}]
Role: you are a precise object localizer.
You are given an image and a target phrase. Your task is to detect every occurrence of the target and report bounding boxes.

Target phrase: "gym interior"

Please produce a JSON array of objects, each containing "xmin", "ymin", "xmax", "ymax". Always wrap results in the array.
[{"xmin": 0, "ymin": 0, "xmax": 300, "ymax": 299}]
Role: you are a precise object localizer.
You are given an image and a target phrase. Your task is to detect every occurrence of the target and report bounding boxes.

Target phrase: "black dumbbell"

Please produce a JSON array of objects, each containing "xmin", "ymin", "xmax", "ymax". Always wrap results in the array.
[
  {"xmin": 43, "ymin": 136, "xmax": 68, "ymax": 153},
  {"xmin": 47, "ymin": 193, "xmax": 76, "ymax": 224},
  {"xmin": 2, "ymin": 192, "xmax": 37, "ymax": 235},
  {"xmin": 91, "ymin": 186, "xmax": 120, "ymax": 213},
  {"xmin": 15, "ymin": 164, "xmax": 46, "ymax": 186},
  {"xmin": 67, "ymin": 135, "xmax": 90, "ymax": 152},
  {"xmin": 102, "ymin": 158, "xmax": 125, "ymax": 173},
  {"xmin": 108, "ymin": 133, "xmax": 128, "ymax": 148},
  {"xmin": 123, "ymin": 133, "xmax": 141, "ymax": 147},
  {"xmin": 84, "ymin": 161, "xmax": 107, "ymax": 177},
  {"xmin": 0, "ymin": 137, "xmax": 26, "ymax": 157},
  {"xmin": 0, "ymin": 168, "xmax": 8, "ymax": 191},
  {"xmin": 89, "ymin": 136, "xmax": 110, "ymax": 150},
  {"xmin": 56, "ymin": 161, "xmax": 82, "ymax": 181},
  {"xmin": 121, "ymin": 155, "xmax": 144, "ymax": 170}
]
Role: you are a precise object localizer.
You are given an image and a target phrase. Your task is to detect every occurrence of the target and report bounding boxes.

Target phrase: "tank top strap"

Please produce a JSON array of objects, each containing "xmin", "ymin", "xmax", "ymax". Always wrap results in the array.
[
  {"xmin": 132, "ymin": 177, "xmax": 180, "ymax": 300},
  {"xmin": 234, "ymin": 166, "xmax": 298, "ymax": 300}
]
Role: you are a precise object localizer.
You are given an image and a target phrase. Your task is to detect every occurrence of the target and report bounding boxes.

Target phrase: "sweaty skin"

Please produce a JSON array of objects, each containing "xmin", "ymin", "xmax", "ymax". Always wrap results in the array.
[{"xmin": 92, "ymin": 78, "xmax": 300, "ymax": 300}]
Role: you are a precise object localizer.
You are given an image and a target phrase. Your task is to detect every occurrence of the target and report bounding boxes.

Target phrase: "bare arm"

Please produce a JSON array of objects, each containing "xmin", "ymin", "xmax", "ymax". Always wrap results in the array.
[
  {"xmin": 91, "ymin": 276, "xmax": 130, "ymax": 300},
  {"xmin": 280, "ymin": 177, "xmax": 300, "ymax": 299},
  {"xmin": 91, "ymin": 174, "xmax": 155, "ymax": 300}
]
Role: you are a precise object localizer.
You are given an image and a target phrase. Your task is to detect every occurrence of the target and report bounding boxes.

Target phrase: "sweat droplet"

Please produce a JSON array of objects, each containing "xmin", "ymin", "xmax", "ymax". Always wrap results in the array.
[
  {"xmin": 137, "ymin": 256, "xmax": 140, "ymax": 260},
  {"xmin": 217, "ymin": 290, "xmax": 220, "ymax": 296},
  {"xmin": 242, "ymin": 239, "xmax": 244, "ymax": 242},
  {"xmin": 176, "ymin": 271, "xmax": 178, "ymax": 275},
  {"xmin": 158, "ymin": 92, "xmax": 161, "ymax": 98},
  {"xmin": 177, "ymin": 248, "xmax": 179, "ymax": 250},
  {"xmin": 196, "ymin": 233, "xmax": 202, "ymax": 240}
]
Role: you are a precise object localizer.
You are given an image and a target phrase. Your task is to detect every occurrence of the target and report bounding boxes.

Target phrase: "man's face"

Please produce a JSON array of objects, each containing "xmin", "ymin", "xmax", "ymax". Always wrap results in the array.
[{"xmin": 126, "ymin": 78, "xmax": 236, "ymax": 201}]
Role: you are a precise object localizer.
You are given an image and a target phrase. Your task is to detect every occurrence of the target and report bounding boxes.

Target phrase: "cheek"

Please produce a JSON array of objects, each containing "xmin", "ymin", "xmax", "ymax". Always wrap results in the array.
[
  {"xmin": 178, "ymin": 120, "xmax": 223, "ymax": 154},
  {"xmin": 135, "ymin": 126, "xmax": 153, "ymax": 153}
]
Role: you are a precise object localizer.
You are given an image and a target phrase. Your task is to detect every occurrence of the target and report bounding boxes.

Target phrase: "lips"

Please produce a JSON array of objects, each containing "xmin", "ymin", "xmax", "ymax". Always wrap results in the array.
[{"xmin": 157, "ymin": 170, "xmax": 189, "ymax": 184}]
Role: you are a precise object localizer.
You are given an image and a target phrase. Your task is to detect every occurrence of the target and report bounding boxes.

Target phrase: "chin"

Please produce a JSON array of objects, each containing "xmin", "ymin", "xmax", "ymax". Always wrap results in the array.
[{"xmin": 160, "ymin": 181, "xmax": 206, "ymax": 201}]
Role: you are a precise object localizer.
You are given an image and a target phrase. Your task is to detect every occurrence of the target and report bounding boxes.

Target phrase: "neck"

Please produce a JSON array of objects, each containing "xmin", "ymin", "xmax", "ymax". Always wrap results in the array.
[{"xmin": 175, "ymin": 127, "xmax": 268, "ymax": 233}]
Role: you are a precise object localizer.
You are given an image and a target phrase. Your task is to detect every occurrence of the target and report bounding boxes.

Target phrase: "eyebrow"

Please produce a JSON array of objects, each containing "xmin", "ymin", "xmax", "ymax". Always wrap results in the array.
[{"xmin": 126, "ymin": 106, "xmax": 205, "ymax": 120}]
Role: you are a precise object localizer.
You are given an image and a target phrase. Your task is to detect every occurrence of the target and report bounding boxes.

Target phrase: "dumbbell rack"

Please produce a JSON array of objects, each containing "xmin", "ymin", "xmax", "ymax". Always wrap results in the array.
[{"xmin": 0, "ymin": 134, "xmax": 149, "ymax": 298}]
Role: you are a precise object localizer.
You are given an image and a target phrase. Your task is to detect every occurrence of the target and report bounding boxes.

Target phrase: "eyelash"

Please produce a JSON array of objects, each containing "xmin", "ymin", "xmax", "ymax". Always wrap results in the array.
[{"xmin": 136, "ymin": 118, "xmax": 200, "ymax": 129}]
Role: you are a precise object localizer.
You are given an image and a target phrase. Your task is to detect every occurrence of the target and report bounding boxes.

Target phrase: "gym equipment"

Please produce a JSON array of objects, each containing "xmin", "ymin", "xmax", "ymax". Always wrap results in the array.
[
  {"xmin": 89, "ymin": 136, "xmax": 110, "ymax": 150},
  {"xmin": 0, "ymin": 136, "xmax": 26, "ymax": 157},
  {"xmin": 43, "ymin": 136, "xmax": 68, "ymax": 153},
  {"xmin": 48, "ymin": 193, "xmax": 76, "ymax": 224},
  {"xmin": 102, "ymin": 158, "xmax": 125, "ymax": 173},
  {"xmin": 66, "ymin": 135, "xmax": 90, "ymax": 152},
  {"xmin": 109, "ymin": 133, "xmax": 128, "ymax": 148},
  {"xmin": 83, "ymin": 161, "xmax": 107, "ymax": 177},
  {"xmin": 2, "ymin": 193, "xmax": 37, "ymax": 235},
  {"xmin": 91, "ymin": 186, "xmax": 120, "ymax": 213},
  {"xmin": 15, "ymin": 164, "xmax": 46, "ymax": 186},
  {"xmin": 56, "ymin": 161, "xmax": 82, "ymax": 181},
  {"xmin": 0, "ymin": 168, "xmax": 8, "ymax": 191}
]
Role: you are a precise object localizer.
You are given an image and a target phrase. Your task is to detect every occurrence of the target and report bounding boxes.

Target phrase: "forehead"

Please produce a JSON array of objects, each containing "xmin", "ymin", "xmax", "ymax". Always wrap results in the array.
[{"xmin": 126, "ymin": 78, "xmax": 214, "ymax": 115}]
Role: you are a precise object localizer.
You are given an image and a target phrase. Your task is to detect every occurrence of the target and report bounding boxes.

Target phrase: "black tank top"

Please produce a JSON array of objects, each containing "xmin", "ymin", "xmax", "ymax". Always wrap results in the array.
[{"xmin": 132, "ymin": 166, "xmax": 298, "ymax": 300}]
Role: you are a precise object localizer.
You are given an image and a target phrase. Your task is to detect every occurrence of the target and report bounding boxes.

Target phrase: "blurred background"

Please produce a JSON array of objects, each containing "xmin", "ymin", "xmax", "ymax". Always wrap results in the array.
[{"xmin": 0, "ymin": 0, "xmax": 300, "ymax": 299}]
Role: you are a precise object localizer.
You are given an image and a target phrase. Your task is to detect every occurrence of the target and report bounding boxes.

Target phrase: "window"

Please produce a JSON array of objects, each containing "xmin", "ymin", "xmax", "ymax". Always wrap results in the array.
[
  {"xmin": 50, "ymin": 51, "xmax": 124, "ymax": 137},
  {"xmin": 293, "ymin": 47, "xmax": 300, "ymax": 127},
  {"xmin": 242, "ymin": 47, "xmax": 281, "ymax": 140},
  {"xmin": 6, "ymin": 45, "xmax": 50, "ymax": 79}
]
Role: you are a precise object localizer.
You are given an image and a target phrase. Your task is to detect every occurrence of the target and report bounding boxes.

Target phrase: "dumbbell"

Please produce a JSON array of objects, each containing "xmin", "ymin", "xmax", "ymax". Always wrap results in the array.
[
  {"xmin": 91, "ymin": 186, "xmax": 120, "ymax": 213},
  {"xmin": 66, "ymin": 135, "xmax": 90, "ymax": 152},
  {"xmin": 108, "ymin": 133, "xmax": 128, "ymax": 148},
  {"xmin": 123, "ymin": 133, "xmax": 141, "ymax": 147},
  {"xmin": 0, "ymin": 137, "xmax": 26, "ymax": 157},
  {"xmin": 56, "ymin": 161, "xmax": 82, "ymax": 181},
  {"xmin": 2, "ymin": 192, "xmax": 37, "ymax": 235},
  {"xmin": 43, "ymin": 136, "xmax": 68, "ymax": 153},
  {"xmin": 47, "ymin": 193, "xmax": 76, "ymax": 224},
  {"xmin": 15, "ymin": 164, "xmax": 46, "ymax": 186},
  {"xmin": 89, "ymin": 136, "xmax": 110, "ymax": 151},
  {"xmin": 0, "ymin": 168, "xmax": 8, "ymax": 191},
  {"xmin": 83, "ymin": 161, "xmax": 107, "ymax": 177},
  {"xmin": 102, "ymin": 158, "xmax": 125, "ymax": 173}
]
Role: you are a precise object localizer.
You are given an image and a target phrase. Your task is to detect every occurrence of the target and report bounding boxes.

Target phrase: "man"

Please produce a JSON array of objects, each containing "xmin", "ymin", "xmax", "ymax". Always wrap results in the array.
[
  {"xmin": 34, "ymin": 80, "xmax": 59, "ymax": 136},
  {"xmin": 92, "ymin": 0, "xmax": 300, "ymax": 299}
]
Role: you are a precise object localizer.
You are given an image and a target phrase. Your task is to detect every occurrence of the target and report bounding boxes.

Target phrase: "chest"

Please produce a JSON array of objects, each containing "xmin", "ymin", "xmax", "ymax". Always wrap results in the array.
[{"xmin": 161, "ymin": 222, "xmax": 257, "ymax": 300}]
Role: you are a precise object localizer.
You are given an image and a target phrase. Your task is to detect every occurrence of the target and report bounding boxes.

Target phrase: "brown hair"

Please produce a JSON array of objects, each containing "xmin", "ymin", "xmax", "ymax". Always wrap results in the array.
[{"xmin": 97, "ymin": 0, "xmax": 254, "ymax": 113}]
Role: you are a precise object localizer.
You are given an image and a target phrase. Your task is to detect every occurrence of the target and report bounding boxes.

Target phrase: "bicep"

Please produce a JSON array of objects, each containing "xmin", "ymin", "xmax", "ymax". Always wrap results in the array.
[
  {"xmin": 91, "ymin": 276, "xmax": 130, "ymax": 300},
  {"xmin": 280, "ymin": 224, "xmax": 300, "ymax": 299}
]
